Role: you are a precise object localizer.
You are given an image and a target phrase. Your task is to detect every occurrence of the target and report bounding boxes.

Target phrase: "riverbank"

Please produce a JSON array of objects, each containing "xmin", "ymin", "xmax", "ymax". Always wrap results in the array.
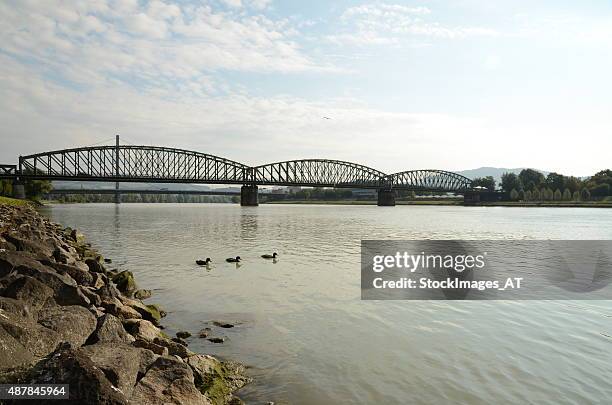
[
  {"xmin": 263, "ymin": 199, "xmax": 612, "ymax": 207},
  {"xmin": 0, "ymin": 203, "xmax": 250, "ymax": 404}
]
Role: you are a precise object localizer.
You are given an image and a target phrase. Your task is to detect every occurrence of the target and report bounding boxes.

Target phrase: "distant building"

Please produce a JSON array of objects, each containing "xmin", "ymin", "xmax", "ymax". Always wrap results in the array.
[{"xmin": 288, "ymin": 186, "xmax": 302, "ymax": 194}]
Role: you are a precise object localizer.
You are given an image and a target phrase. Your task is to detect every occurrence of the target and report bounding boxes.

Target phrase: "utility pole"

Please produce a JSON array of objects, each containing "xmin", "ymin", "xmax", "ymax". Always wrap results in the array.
[{"xmin": 115, "ymin": 134, "xmax": 120, "ymax": 204}]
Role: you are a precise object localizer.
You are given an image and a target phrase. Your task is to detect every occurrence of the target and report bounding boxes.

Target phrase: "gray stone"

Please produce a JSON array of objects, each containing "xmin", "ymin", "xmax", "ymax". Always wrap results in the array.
[
  {"xmin": 88, "ymin": 314, "xmax": 135, "ymax": 345},
  {"xmin": 130, "ymin": 356, "xmax": 210, "ymax": 405},
  {"xmin": 37, "ymin": 305, "xmax": 97, "ymax": 347}
]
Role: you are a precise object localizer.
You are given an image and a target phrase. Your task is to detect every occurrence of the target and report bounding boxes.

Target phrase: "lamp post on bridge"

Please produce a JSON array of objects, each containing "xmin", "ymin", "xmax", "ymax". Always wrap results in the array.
[{"xmin": 115, "ymin": 134, "xmax": 120, "ymax": 204}]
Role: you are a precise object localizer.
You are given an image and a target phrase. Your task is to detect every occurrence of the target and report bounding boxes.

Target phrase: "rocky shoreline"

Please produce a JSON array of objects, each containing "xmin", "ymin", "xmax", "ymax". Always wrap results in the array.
[{"xmin": 0, "ymin": 204, "xmax": 251, "ymax": 404}]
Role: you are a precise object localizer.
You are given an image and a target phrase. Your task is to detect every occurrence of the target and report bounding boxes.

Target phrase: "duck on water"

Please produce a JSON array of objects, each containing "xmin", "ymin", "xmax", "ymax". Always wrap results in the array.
[
  {"xmin": 196, "ymin": 258, "xmax": 211, "ymax": 266},
  {"xmin": 226, "ymin": 256, "xmax": 241, "ymax": 263}
]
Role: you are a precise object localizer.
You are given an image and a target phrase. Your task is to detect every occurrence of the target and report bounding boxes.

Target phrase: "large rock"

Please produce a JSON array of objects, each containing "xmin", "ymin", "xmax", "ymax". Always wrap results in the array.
[
  {"xmin": 101, "ymin": 299, "xmax": 142, "ymax": 321},
  {"xmin": 123, "ymin": 319, "xmax": 161, "ymax": 342},
  {"xmin": 45, "ymin": 261, "xmax": 95, "ymax": 287},
  {"xmin": 2, "ymin": 276, "xmax": 54, "ymax": 310},
  {"xmin": 130, "ymin": 356, "xmax": 211, "ymax": 405},
  {"xmin": 121, "ymin": 298, "xmax": 163, "ymax": 325},
  {"xmin": 186, "ymin": 354, "xmax": 252, "ymax": 405},
  {"xmin": 152, "ymin": 337, "xmax": 190, "ymax": 358},
  {"xmin": 0, "ymin": 325, "xmax": 35, "ymax": 370},
  {"xmin": 86, "ymin": 257, "xmax": 106, "ymax": 274},
  {"xmin": 134, "ymin": 289, "xmax": 152, "ymax": 300},
  {"xmin": 0, "ymin": 254, "xmax": 91, "ymax": 307},
  {"xmin": 87, "ymin": 314, "xmax": 135, "ymax": 345},
  {"xmin": 112, "ymin": 271, "xmax": 137, "ymax": 295},
  {"xmin": 79, "ymin": 343, "xmax": 158, "ymax": 398},
  {"xmin": 37, "ymin": 305, "xmax": 97, "ymax": 347},
  {"xmin": 29, "ymin": 343, "xmax": 129, "ymax": 404}
]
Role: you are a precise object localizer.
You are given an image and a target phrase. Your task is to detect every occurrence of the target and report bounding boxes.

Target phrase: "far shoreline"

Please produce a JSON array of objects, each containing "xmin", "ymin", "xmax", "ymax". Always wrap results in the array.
[{"xmin": 262, "ymin": 199, "xmax": 612, "ymax": 208}]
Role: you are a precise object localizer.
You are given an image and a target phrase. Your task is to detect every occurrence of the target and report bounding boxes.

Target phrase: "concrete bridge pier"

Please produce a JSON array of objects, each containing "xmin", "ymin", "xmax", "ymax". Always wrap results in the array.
[
  {"xmin": 12, "ymin": 180, "xmax": 26, "ymax": 199},
  {"xmin": 377, "ymin": 189, "xmax": 396, "ymax": 206},
  {"xmin": 241, "ymin": 185, "xmax": 258, "ymax": 206}
]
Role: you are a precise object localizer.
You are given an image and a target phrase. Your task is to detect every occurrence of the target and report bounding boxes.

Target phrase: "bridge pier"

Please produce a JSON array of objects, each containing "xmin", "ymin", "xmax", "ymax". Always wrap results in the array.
[
  {"xmin": 463, "ymin": 190, "xmax": 480, "ymax": 204},
  {"xmin": 12, "ymin": 180, "xmax": 25, "ymax": 199},
  {"xmin": 377, "ymin": 189, "xmax": 395, "ymax": 206},
  {"xmin": 240, "ymin": 185, "xmax": 258, "ymax": 206}
]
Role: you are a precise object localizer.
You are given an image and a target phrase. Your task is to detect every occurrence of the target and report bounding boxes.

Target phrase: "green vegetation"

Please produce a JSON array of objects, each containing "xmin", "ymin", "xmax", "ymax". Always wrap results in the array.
[
  {"xmin": 498, "ymin": 169, "xmax": 611, "ymax": 202},
  {"xmin": 0, "ymin": 196, "xmax": 32, "ymax": 207},
  {"xmin": 48, "ymin": 193, "xmax": 234, "ymax": 204}
]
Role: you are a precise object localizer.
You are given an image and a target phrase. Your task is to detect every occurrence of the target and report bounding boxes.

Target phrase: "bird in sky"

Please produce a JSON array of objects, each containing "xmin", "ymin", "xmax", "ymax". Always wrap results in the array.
[{"xmin": 322, "ymin": 116, "xmax": 331, "ymax": 120}]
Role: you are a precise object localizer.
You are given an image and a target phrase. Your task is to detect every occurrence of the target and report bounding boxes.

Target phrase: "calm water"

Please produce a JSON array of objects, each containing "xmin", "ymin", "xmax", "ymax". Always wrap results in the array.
[{"xmin": 43, "ymin": 203, "xmax": 612, "ymax": 404}]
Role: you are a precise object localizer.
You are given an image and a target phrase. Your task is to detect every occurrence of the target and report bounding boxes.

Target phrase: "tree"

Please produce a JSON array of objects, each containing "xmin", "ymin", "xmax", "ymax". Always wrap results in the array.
[
  {"xmin": 525, "ymin": 190, "xmax": 532, "ymax": 201},
  {"xmin": 510, "ymin": 188, "xmax": 519, "ymax": 201},
  {"xmin": 519, "ymin": 169, "xmax": 545, "ymax": 191},
  {"xmin": 532, "ymin": 189, "xmax": 541, "ymax": 201},
  {"xmin": 501, "ymin": 173, "xmax": 521, "ymax": 192},
  {"xmin": 562, "ymin": 189, "xmax": 572, "ymax": 201},
  {"xmin": 542, "ymin": 188, "xmax": 553, "ymax": 201},
  {"xmin": 590, "ymin": 183, "xmax": 610, "ymax": 198},
  {"xmin": 545, "ymin": 172, "xmax": 565, "ymax": 192},
  {"xmin": 553, "ymin": 189, "xmax": 562, "ymax": 201},
  {"xmin": 572, "ymin": 190, "xmax": 580, "ymax": 201},
  {"xmin": 472, "ymin": 176, "xmax": 496, "ymax": 191},
  {"xmin": 0, "ymin": 180, "xmax": 13, "ymax": 196},
  {"xmin": 563, "ymin": 176, "xmax": 582, "ymax": 193},
  {"xmin": 24, "ymin": 179, "xmax": 52, "ymax": 200},
  {"xmin": 581, "ymin": 188, "xmax": 591, "ymax": 201}
]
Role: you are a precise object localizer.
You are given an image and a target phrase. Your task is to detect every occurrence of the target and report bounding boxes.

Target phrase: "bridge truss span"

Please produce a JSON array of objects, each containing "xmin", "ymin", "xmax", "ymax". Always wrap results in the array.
[
  {"xmin": 19, "ymin": 146, "xmax": 249, "ymax": 184},
  {"xmin": 252, "ymin": 159, "xmax": 387, "ymax": 188},
  {"xmin": 387, "ymin": 169, "xmax": 473, "ymax": 192}
]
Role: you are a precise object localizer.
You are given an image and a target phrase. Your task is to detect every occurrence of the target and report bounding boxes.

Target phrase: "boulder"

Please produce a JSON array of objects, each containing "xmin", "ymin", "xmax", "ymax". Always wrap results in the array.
[
  {"xmin": 112, "ymin": 271, "xmax": 136, "ymax": 295},
  {"xmin": 69, "ymin": 229, "xmax": 86, "ymax": 244},
  {"xmin": 134, "ymin": 289, "xmax": 152, "ymax": 300},
  {"xmin": 86, "ymin": 258, "xmax": 106, "ymax": 274},
  {"xmin": 87, "ymin": 314, "xmax": 135, "ymax": 345},
  {"xmin": 123, "ymin": 319, "xmax": 160, "ymax": 342},
  {"xmin": 2, "ymin": 276, "xmax": 54, "ymax": 310},
  {"xmin": 198, "ymin": 328, "xmax": 211, "ymax": 338},
  {"xmin": 0, "ymin": 318, "xmax": 60, "ymax": 360},
  {"xmin": 102, "ymin": 299, "xmax": 142, "ymax": 321},
  {"xmin": 29, "ymin": 343, "xmax": 129, "ymax": 404},
  {"xmin": 45, "ymin": 261, "xmax": 95, "ymax": 286},
  {"xmin": 124, "ymin": 300, "xmax": 163, "ymax": 325},
  {"xmin": 0, "ymin": 326, "xmax": 35, "ymax": 370},
  {"xmin": 172, "ymin": 337, "xmax": 188, "ymax": 346},
  {"xmin": 80, "ymin": 343, "xmax": 158, "ymax": 398},
  {"xmin": 152, "ymin": 337, "xmax": 190, "ymax": 358},
  {"xmin": 211, "ymin": 321, "xmax": 235, "ymax": 329},
  {"xmin": 37, "ymin": 305, "xmax": 97, "ymax": 347},
  {"xmin": 186, "ymin": 354, "xmax": 252, "ymax": 405},
  {"xmin": 130, "ymin": 356, "xmax": 211, "ymax": 405},
  {"xmin": 176, "ymin": 331, "xmax": 192, "ymax": 339},
  {"xmin": 133, "ymin": 339, "xmax": 169, "ymax": 356}
]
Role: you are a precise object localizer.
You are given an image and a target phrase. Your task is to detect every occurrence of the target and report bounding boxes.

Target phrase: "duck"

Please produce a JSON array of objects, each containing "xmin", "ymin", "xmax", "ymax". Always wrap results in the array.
[
  {"xmin": 261, "ymin": 252, "xmax": 278, "ymax": 259},
  {"xmin": 196, "ymin": 258, "xmax": 211, "ymax": 266},
  {"xmin": 226, "ymin": 256, "xmax": 241, "ymax": 263}
]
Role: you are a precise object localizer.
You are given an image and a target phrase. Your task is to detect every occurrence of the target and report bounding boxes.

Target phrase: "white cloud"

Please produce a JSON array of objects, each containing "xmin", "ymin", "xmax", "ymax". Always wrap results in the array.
[{"xmin": 330, "ymin": 3, "xmax": 498, "ymax": 46}]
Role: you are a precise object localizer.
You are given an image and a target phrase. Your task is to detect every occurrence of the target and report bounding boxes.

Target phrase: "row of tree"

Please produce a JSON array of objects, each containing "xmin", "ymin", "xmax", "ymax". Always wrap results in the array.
[
  {"xmin": 50, "ymin": 193, "xmax": 235, "ymax": 204},
  {"xmin": 472, "ymin": 169, "xmax": 612, "ymax": 200}
]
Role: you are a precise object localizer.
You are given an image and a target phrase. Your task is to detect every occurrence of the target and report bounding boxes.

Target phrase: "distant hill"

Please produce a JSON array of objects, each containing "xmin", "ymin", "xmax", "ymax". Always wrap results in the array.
[{"xmin": 457, "ymin": 167, "xmax": 550, "ymax": 184}]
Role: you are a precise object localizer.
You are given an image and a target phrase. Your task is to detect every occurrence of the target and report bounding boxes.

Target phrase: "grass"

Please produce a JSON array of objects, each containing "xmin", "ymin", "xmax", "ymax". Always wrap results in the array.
[{"xmin": 0, "ymin": 196, "xmax": 33, "ymax": 207}]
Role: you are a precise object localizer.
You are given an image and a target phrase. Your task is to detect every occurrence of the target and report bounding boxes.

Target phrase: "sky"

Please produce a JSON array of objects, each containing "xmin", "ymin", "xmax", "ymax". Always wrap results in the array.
[{"xmin": 0, "ymin": 0, "xmax": 611, "ymax": 176}]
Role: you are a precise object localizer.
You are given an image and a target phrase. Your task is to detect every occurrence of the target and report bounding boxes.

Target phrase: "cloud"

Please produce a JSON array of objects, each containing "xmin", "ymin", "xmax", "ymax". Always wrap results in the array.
[
  {"xmin": 0, "ymin": 0, "xmax": 333, "ymax": 97},
  {"xmin": 329, "ymin": 3, "xmax": 498, "ymax": 46}
]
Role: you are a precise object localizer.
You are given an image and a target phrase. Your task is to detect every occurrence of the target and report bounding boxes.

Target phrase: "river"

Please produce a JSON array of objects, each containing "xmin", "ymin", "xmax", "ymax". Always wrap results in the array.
[{"xmin": 42, "ymin": 203, "xmax": 612, "ymax": 404}]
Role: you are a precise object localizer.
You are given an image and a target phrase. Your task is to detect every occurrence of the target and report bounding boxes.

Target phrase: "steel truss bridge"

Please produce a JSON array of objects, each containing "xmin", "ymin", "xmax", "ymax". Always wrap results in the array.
[{"xmin": 1, "ymin": 141, "xmax": 475, "ymax": 206}]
